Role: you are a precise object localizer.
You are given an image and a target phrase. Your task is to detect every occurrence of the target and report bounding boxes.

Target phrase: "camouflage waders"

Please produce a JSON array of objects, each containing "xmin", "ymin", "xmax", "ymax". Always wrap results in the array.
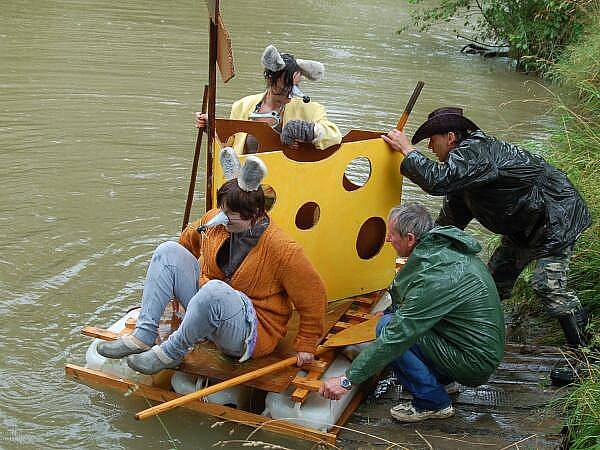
[
  {"xmin": 489, "ymin": 236, "xmax": 589, "ymax": 385},
  {"xmin": 487, "ymin": 236, "xmax": 582, "ymax": 317}
]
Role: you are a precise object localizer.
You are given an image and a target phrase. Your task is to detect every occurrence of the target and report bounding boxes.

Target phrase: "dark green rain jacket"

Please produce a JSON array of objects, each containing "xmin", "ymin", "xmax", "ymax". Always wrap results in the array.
[{"xmin": 346, "ymin": 226, "xmax": 504, "ymax": 387}]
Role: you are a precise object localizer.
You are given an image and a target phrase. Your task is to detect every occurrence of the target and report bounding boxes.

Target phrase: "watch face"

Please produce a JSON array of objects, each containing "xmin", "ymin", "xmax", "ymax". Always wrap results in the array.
[{"xmin": 341, "ymin": 377, "xmax": 352, "ymax": 389}]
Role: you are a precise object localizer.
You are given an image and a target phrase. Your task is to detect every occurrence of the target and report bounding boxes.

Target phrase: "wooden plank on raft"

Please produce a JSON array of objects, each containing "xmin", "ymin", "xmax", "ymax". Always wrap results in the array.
[
  {"xmin": 64, "ymin": 364, "xmax": 337, "ymax": 444},
  {"xmin": 290, "ymin": 349, "xmax": 336, "ymax": 403},
  {"xmin": 82, "ymin": 317, "xmax": 135, "ymax": 340},
  {"xmin": 178, "ymin": 299, "xmax": 353, "ymax": 392},
  {"xmin": 301, "ymin": 360, "xmax": 330, "ymax": 372},
  {"xmin": 81, "ymin": 327, "xmax": 120, "ymax": 340},
  {"xmin": 343, "ymin": 310, "xmax": 374, "ymax": 321},
  {"xmin": 350, "ymin": 296, "xmax": 378, "ymax": 305},
  {"xmin": 291, "ymin": 376, "xmax": 323, "ymax": 392},
  {"xmin": 290, "ymin": 290, "xmax": 384, "ymax": 404},
  {"xmin": 332, "ymin": 321, "xmax": 351, "ymax": 331}
]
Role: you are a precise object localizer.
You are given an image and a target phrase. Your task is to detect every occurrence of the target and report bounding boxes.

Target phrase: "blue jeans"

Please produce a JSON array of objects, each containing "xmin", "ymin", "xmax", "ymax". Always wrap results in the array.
[
  {"xmin": 377, "ymin": 314, "xmax": 452, "ymax": 411},
  {"xmin": 132, "ymin": 241, "xmax": 253, "ymax": 361}
]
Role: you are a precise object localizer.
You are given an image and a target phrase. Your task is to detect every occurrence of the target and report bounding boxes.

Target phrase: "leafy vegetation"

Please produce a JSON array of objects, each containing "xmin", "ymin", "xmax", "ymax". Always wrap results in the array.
[
  {"xmin": 536, "ymin": 12, "xmax": 599, "ymax": 448},
  {"xmin": 403, "ymin": 0, "xmax": 595, "ymax": 72}
]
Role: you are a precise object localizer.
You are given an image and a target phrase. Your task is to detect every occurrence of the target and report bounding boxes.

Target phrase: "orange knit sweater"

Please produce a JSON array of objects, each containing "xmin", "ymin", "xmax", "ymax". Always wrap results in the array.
[{"xmin": 179, "ymin": 209, "xmax": 326, "ymax": 357}]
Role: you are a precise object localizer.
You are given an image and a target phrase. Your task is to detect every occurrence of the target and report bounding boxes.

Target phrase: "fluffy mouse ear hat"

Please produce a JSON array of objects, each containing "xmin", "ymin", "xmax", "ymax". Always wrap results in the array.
[
  {"xmin": 261, "ymin": 44, "xmax": 325, "ymax": 81},
  {"xmin": 238, "ymin": 156, "xmax": 267, "ymax": 192},
  {"xmin": 261, "ymin": 44, "xmax": 286, "ymax": 72},
  {"xmin": 296, "ymin": 58, "xmax": 325, "ymax": 81},
  {"xmin": 219, "ymin": 147, "xmax": 267, "ymax": 192}
]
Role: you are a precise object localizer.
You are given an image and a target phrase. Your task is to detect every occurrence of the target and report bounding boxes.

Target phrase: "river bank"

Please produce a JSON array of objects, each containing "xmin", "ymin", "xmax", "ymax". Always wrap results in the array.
[
  {"xmin": 542, "ymin": 13, "xmax": 600, "ymax": 448},
  {"xmin": 500, "ymin": 8, "xmax": 600, "ymax": 449}
]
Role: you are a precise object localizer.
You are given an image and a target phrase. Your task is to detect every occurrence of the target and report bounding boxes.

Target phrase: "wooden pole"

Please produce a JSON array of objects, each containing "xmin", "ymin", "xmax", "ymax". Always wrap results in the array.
[
  {"xmin": 136, "ymin": 347, "xmax": 326, "ymax": 420},
  {"xmin": 205, "ymin": 1, "xmax": 219, "ymax": 212},
  {"xmin": 182, "ymin": 84, "xmax": 209, "ymax": 231},
  {"xmin": 396, "ymin": 81, "xmax": 424, "ymax": 131}
]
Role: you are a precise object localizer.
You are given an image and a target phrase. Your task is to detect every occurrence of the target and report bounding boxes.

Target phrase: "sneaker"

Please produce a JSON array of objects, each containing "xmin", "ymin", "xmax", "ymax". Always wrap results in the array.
[
  {"xmin": 126, "ymin": 345, "xmax": 181, "ymax": 375},
  {"xmin": 397, "ymin": 382, "xmax": 460, "ymax": 400},
  {"xmin": 220, "ymin": 146, "xmax": 241, "ymax": 180},
  {"xmin": 97, "ymin": 335, "xmax": 150, "ymax": 359},
  {"xmin": 390, "ymin": 402, "xmax": 455, "ymax": 422}
]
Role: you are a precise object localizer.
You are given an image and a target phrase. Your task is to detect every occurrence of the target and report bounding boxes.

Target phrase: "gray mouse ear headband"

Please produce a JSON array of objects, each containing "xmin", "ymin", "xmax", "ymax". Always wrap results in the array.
[
  {"xmin": 220, "ymin": 147, "xmax": 267, "ymax": 192},
  {"xmin": 261, "ymin": 44, "xmax": 325, "ymax": 82}
]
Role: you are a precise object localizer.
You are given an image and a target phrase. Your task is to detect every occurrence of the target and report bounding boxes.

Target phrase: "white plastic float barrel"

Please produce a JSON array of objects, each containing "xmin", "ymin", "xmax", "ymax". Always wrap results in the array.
[
  {"xmin": 262, "ymin": 355, "xmax": 356, "ymax": 432},
  {"xmin": 170, "ymin": 371, "xmax": 252, "ymax": 410},
  {"xmin": 262, "ymin": 291, "xmax": 392, "ymax": 432}
]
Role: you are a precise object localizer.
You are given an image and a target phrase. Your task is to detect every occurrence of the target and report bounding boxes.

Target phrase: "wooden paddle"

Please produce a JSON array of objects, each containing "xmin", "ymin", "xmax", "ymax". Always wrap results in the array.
[
  {"xmin": 396, "ymin": 81, "xmax": 424, "ymax": 131},
  {"xmin": 135, "ymin": 317, "xmax": 380, "ymax": 421},
  {"xmin": 321, "ymin": 316, "xmax": 379, "ymax": 348},
  {"xmin": 205, "ymin": 1, "xmax": 218, "ymax": 212}
]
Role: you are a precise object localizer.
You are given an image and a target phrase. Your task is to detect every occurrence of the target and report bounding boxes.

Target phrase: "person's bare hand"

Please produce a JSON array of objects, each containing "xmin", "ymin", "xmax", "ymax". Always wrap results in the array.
[
  {"xmin": 319, "ymin": 376, "xmax": 349, "ymax": 400},
  {"xmin": 195, "ymin": 112, "xmax": 208, "ymax": 129},
  {"xmin": 296, "ymin": 351, "xmax": 315, "ymax": 367},
  {"xmin": 381, "ymin": 129, "xmax": 415, "ymax": 156}
]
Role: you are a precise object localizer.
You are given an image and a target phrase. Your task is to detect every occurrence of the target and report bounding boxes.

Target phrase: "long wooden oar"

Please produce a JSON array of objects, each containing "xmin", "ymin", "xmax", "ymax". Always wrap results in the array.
[
  {"xmin": 135, "ymin": 317, "xmax": 379, "ymax": 421},
  {"xmin": 396, "ymin": 81, "xmax": 424, "ymax": 131},
  {"xmin": 182, "ymin": 84, "xmax": 209, "ymax": 232}
]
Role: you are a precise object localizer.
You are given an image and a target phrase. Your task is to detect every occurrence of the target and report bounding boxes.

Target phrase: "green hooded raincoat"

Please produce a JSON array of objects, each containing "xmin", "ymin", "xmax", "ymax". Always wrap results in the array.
[{"xmin": 346, "ymin": 226, "xmax": 505, "ymax": 387}]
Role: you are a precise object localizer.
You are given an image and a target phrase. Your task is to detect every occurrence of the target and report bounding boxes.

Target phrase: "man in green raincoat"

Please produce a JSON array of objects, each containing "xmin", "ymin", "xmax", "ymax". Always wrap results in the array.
[{"xmin": 320, "ymin": 203, "xmax": 505, "ymax": 422}]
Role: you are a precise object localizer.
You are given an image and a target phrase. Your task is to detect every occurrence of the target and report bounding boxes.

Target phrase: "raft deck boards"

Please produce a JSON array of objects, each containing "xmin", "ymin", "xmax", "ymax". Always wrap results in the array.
[
  {"xmin": 178, "ymin": 297, "xmax": 356, "ymax": 392},
  {"xmin": 81, "ymin": 293, "xmax": 380, "ymax": 393},
  {"xmin": 71, "ymin": 290, "xmax": 385, "ymax": 443}
]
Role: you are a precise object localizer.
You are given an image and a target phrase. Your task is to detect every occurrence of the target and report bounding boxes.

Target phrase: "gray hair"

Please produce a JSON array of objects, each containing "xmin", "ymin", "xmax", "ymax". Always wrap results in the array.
[{"xmin": 388, "ymin": 203, "xmax": 433, "ymax": 240}]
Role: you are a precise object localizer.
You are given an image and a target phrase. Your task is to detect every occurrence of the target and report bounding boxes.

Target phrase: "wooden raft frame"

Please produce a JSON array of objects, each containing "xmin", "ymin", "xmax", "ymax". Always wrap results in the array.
[{"xmin": 65, "ymin": 291, "xmax": 384, "ymax": 444}]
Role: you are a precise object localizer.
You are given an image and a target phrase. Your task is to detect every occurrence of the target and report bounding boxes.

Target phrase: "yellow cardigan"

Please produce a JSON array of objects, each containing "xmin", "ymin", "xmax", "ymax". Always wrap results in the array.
[{"xmin": 228, "ymin": 92, "xmax": 341, "ymax": 154}]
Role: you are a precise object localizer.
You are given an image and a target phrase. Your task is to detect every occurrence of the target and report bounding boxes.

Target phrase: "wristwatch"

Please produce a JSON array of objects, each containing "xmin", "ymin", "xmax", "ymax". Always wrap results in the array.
[{"xmin": 340, "ymin": 376, "xmax": 352, "ymax": 390}]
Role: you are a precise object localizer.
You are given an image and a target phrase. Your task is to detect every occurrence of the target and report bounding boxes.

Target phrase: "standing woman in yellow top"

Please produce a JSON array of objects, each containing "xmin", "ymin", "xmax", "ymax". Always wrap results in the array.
[{"xmin": 196, "ymin": 44, "xmax": 342, "ymax": 153}]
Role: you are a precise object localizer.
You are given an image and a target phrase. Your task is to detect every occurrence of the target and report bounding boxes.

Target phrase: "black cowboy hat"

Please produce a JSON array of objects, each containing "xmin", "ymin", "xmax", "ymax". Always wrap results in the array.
[{"xmin": 411, "ymin": 107, "xmax": 480, "ymax": 145}]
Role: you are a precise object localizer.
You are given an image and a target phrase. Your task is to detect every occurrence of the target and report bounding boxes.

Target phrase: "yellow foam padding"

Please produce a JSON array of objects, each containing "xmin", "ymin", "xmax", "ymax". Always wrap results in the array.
[{"xmin": 211, "ymin": 138, "xmax": 404, "ymax": 301}]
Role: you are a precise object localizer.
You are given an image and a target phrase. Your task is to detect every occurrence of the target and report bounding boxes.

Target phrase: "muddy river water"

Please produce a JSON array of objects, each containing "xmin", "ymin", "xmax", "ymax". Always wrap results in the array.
[{"xmin": 1, "ymin": 0, "xmax": 556, "ymax": 448}]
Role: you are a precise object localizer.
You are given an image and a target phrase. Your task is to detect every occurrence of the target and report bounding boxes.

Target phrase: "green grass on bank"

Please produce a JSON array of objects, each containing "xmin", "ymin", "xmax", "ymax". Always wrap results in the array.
[
  {"xmin": 541, "ymin": 13, "xmax": 599, "ymax": 449},
  {"xmin": 559, "ymin": 361, "xmax": 600, "ymax": 449},
  {"xmin": 495, "ymin": 10, "xmax": 599, "ymax": 449}
]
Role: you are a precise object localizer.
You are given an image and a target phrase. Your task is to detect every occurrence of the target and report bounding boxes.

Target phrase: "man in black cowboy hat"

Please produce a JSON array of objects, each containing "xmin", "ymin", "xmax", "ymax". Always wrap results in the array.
[{"xmin": 382, "ymin": 107, "xmax": 591, "ymax": 380}]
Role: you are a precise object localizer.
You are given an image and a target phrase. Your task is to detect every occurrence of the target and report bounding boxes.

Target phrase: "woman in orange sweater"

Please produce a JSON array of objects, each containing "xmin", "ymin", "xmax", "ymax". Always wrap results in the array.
[{"xmin": 98, "ymin": 154, "xmax": 326, "ymax": 374}]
